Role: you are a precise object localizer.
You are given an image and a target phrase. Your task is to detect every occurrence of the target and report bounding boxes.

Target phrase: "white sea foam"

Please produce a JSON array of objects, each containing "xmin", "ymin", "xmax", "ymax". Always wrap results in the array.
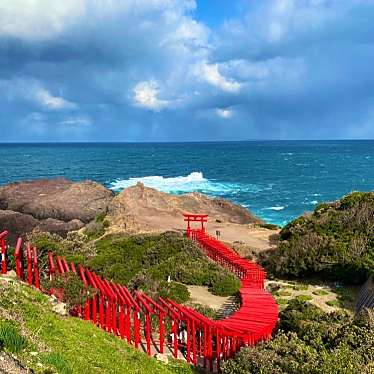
[
  {"xmin": 264, "ymin": 206, "xmax": 285, "ymax": 211},
  {"xmin": 109, "ymin": 171, "xmax": 266, "ymax": 196}
]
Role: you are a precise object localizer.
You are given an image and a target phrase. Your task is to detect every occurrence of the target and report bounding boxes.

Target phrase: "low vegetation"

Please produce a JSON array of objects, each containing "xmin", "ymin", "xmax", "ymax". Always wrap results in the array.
[
  {"xmin": 264, "ymin": 191, "xmax": 374, "ymax": 283},
  {"xmin": 222, "ymin": 300, "xmax": 374, "ymax": 374},
  {"xmin": 28, "ymin": 230, "xmax": 241, "ymax": 304},
  {"xmin": 0, "ymin": 279, "xmax": 198, "ymax": 374}
]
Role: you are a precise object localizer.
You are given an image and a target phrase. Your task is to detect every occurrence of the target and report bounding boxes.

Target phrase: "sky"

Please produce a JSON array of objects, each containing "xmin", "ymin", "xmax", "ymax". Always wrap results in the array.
[{"xmin": 1, "ymin": 0, "xmax": 374, "ymax": 142}]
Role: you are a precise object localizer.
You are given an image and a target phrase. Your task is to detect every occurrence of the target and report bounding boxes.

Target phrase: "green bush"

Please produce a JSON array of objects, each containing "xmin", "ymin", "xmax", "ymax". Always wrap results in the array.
[
  {"xmin": 0, "ymin": 321, "xmax": 27, "ymax": 354},
  {"xmin": 264, "ymin": 191, "xmax": 374, "ymax": 283},
  {"xmin": 209, "ymin": 274, "xmax": 241, "ymax": 297},
  {"xmin": 45, "ymin": 273, "xmax": 96, "ymax": 308},
  {"xmin": 91, "ymin": 232, "xmax": 240, "ymax": 299},
  {"xmin": 158, "ymin": 281, "xmax": 190, "ymax": 304},
  {"xmin": 222, "ymin": 301, "xmax": 374, "ymax": 374}
]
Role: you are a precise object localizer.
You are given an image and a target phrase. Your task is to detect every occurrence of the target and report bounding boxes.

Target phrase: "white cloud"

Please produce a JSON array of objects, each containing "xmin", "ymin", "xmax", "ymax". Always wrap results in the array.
[
  {"xmin": 60, "ymin": 117, "xmax": 91, "ymax": 126},
  {"xmin": 36, "ymin": 88, "xmax": 76, "ymax": 110},
  {"xmin": 216, "ymin": 108, "xmax": 233, "ymax": 119},
  {"xmin": 198, "ymin": 63, "xmax": 241, "ymax": 93},
  {"xmin": 0, "ymin": 78, "xmax": 76, "ymax": 110},
  {"xmin": 133, "ymin": 80, "xmax": 170, "ymax": 111},
  {"xmin": 0, "ymin": 0, "xmax": 199, "ymax": 41},
  {"xmin": 0, "ymin": 0, "xmax": 86, "ymax": 40}
]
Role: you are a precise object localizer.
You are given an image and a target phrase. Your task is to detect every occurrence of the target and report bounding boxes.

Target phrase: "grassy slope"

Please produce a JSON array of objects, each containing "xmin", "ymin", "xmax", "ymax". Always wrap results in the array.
[{"xmin": 0, "ymin": 278, "xmax": 197, "ymax": 374}]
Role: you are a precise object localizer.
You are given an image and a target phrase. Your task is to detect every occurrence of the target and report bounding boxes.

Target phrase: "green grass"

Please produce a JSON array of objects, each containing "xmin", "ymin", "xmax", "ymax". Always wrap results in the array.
[
  {"xmin": 312, "ymin": 289, "xmax": 330, "ymax": 296},
  {"xmin": 0, "ymin": 321, "xmax": 27, "ymax": 353},
  {"xmin": 274, "ymin": 290, "xmax": 292, "ymax": 297},
  {"xmin": 0, "ymin": 280, "xmax": 198, "ymax": 374},
  {"xmin": 276, "ymin": 298, "xmax": 289, "ymax": 305},
  {"xmin": 293, "ymin": 284, "xmax": 309, "ymax": 291},
  {"xmin": 326, "ymin": 299, "xmax": 341, "ymax": 307},
  {"xmin": 294, "ymin": 295, "xmax": 313, "ymax": 302}
]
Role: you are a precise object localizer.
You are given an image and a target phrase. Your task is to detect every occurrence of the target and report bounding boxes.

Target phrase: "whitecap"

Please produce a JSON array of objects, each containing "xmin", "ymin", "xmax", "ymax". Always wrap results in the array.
[
  {"xmin": 109, "ymin": 172, "xmax": 265, "ymax": 197},
  {"xmin": 264, "ymin": 206, "xmax": 285, "ymax": 211}
]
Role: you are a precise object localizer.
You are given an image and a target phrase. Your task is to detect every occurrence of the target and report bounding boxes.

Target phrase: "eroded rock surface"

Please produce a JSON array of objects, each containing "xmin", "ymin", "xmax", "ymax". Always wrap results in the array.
[
  {"xmin": 0, "ymin": 178, "xmax": 113, "ymax": 242},
  {"xmin": 108, "ymin": 182, "xmax": 262, "ymax": 233}
]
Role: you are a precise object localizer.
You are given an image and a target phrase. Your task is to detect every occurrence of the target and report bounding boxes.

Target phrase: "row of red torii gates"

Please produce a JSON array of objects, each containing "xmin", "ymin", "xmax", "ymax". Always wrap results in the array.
[{"xmin": 0, "ymin": 214, "xmax": 278, "ymax": 372}]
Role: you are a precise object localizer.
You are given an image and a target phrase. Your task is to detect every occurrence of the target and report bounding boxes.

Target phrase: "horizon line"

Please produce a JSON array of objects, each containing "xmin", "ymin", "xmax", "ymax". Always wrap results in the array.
[{"xmin": 0, "ymin": 139, "xmax": 374, "ymax": 144}]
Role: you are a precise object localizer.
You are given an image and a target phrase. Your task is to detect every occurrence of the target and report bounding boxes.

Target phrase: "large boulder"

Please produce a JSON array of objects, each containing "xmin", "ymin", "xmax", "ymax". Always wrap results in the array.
[
  {"xmin": 0, "ymin": 178, "xmax": 113, "ymax": 223},
  {"xmin": 0, "ymin": 210, "xmax": 85, "ymax": 243},
  {"xmin": 108, "ymin": 182, "xmax": 262, "ymax": 232}
]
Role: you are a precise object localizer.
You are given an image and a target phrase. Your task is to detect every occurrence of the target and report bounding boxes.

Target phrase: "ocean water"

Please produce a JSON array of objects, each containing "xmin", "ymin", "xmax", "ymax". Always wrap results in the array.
[{"xmin": 1, "ymin": 141, "xmax": 374, "ymax": 226}]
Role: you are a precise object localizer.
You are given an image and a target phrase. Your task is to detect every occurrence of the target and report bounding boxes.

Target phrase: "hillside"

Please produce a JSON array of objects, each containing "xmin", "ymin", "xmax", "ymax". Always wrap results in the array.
[
  {"xmin": 0, "ymin": 276, "xmax": 197, "ymax": 374},
  {"xmin": 264, "ymin": 191, "xmax": 374, "ymax": 283}
]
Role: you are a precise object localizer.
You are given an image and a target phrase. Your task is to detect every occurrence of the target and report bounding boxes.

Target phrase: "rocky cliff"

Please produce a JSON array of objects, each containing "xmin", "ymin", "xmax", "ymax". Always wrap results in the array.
[{"xmin": 0, "ymin": 178, "xmax": 113, "ymax": 242}]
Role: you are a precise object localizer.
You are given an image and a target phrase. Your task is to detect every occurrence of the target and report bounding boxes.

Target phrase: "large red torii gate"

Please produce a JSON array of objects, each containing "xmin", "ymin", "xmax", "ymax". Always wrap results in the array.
[{"xmin": 183, "ymin": 213, "xmax": 208, "ymax": 238}]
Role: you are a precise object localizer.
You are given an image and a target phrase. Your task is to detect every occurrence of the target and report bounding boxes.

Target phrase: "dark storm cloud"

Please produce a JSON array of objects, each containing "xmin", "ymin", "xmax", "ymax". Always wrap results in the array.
[{"xmin": 0, "ymin": 0, "xmax": 374, "ymax": 141}]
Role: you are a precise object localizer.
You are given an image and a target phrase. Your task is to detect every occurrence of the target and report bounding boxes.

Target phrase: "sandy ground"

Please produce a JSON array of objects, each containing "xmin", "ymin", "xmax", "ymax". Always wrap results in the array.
[
  {"xmin": 109, "ymin": 212, "xmax": 279, "ymax": 256},
  {"xmin": 187, "ymin": 285, "xmax": 232, "ymax": 310}
]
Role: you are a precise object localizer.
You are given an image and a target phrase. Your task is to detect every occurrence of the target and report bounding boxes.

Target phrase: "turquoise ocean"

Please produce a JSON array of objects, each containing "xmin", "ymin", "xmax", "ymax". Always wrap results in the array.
[{"xmin": 1, "ymin": 140, "xmax": 374, "ymax": 226}]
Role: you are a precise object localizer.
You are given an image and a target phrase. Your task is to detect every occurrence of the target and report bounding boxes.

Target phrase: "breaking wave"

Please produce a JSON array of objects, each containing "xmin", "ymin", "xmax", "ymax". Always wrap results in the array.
[{"xmin": 109, "ymin": 171, "xmax": 267, "ymax": 197}]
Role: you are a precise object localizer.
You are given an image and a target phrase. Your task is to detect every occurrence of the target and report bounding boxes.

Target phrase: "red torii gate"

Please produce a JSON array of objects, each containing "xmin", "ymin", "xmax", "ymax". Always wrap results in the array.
[{"xmin": 183, "ymin": 213, "xmax": 208, "ymax": 238}]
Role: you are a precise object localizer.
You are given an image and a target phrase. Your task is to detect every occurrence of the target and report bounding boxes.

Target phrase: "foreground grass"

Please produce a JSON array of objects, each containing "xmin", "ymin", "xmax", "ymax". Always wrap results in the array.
[{"xmin": 0, "ymin": 278, "xmax": 198, "ymax": 374}]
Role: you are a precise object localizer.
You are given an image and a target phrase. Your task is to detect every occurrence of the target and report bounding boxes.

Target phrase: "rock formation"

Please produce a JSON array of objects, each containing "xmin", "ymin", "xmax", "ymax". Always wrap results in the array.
[
  {"xmin": 0, "ymin": 178, "xmax": 113, "ymax": 242},
  {"xmin": 108, "ymin": 182, "xmax": 262, "ymax": 233}
]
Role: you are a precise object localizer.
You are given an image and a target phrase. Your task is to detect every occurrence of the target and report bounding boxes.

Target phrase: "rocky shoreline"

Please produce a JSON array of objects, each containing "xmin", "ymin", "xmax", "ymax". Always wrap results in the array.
[{"xmin": 0, "ymin": 178, "xmax": 265, "ymax": 244}]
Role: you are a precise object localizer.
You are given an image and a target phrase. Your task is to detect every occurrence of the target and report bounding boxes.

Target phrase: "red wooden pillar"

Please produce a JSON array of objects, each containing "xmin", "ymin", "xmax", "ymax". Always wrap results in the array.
[
  {"xmin": 26, "ymin": 243, "xmax": 33, "ymax": 285},
  {"xmin": 119, "ymin": 304, "xmax": 125, "ymax": 338},
  {"xmin": 203, "ymin": 324, "xmax": 207, "ymax": 368},
  {"xmin": 134, "ymin": 310, "xmax": 140, "ymax": 349},
  {"xmin": 14, "ymin": 238, "xmax": 23, "ymax": 279},
  {"xmin": 33, "ymin": 247, "xmax": 40, "ymax": 289},
  {"xmin": 186, "ymin": 318, "xmax": 191, "ymax": 363},
  {"xmin": 125, "ymin": 305, "xmax": 132, "ymax": 343},
  {"xmin": 208, "ymin": 327, "xmax": 213, "ymax": 372},
  {"xmin": 172, "ymin": 318, "xmax": 178, "ymax": 358},
  {"xmin": 0, "ymin": 232, "xmax": 8, "ymax": 274},
  {"xmin": 112, "ymin": 301, "xmax": 117, "ymax": 335},
  {"xmin": 216, "ymin": 331, "xmax": 221, "ymax": 372},
  {"xmin": 99, "ymin": 295, "xmax": 105, "ymax": 329},
  {"xmin": 159, "ymin": 313, "xmax": 165, "ymax": 354},
  {"xmin": 105, "ymin": 298, "xmax": 111, "ymax": 330},
  {"xmin": 145, "ymin": 314, "xmax": 152, "ymax": 356},
  {"xmin": 192, "ymin": 320, "xmax": 197, "ymax": 366}
]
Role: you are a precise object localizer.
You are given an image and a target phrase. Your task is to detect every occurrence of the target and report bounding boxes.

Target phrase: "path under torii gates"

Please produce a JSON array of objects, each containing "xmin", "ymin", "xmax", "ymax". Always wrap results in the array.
[{"xmin": 0, "ymin": 214, "xmax": 278, "ymax": 372}]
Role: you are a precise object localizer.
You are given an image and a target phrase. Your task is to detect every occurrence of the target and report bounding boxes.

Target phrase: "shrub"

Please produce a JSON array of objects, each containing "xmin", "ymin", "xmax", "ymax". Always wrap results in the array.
[
  {"xmin": 222, "ymin": 301, "xmax": 374, "ymax": 374},
  {"xmin": 45, "ymin": 273, "xmax": 96, "ymax": 308},
  {"xmin": 84, "ymin": 221, "xmax": 105, "ymax": 240},
  {"xmin": 92, "ymin": 232, "xmax": 240, "ymax": 298},
  {"xmin": 0, "ymin": 321, "xmax": 27, "ymax": 353},
  {"xmin": 264, "ymin": 191, "xmax": 374, "ymax": 282},
  {"xmin": 209, "ymin": 274, "xmax": 241, "ymax": 297},
  {"xmin": 158, "ymin": 281, "xmax": 190, "ymax": 304}
]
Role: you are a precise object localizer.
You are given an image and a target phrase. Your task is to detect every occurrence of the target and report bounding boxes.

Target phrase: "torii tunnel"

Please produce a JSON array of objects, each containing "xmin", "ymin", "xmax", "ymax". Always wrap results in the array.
[{"xmin": 1, "ymin": 214, "xmax": 278, "ymax": 372}]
